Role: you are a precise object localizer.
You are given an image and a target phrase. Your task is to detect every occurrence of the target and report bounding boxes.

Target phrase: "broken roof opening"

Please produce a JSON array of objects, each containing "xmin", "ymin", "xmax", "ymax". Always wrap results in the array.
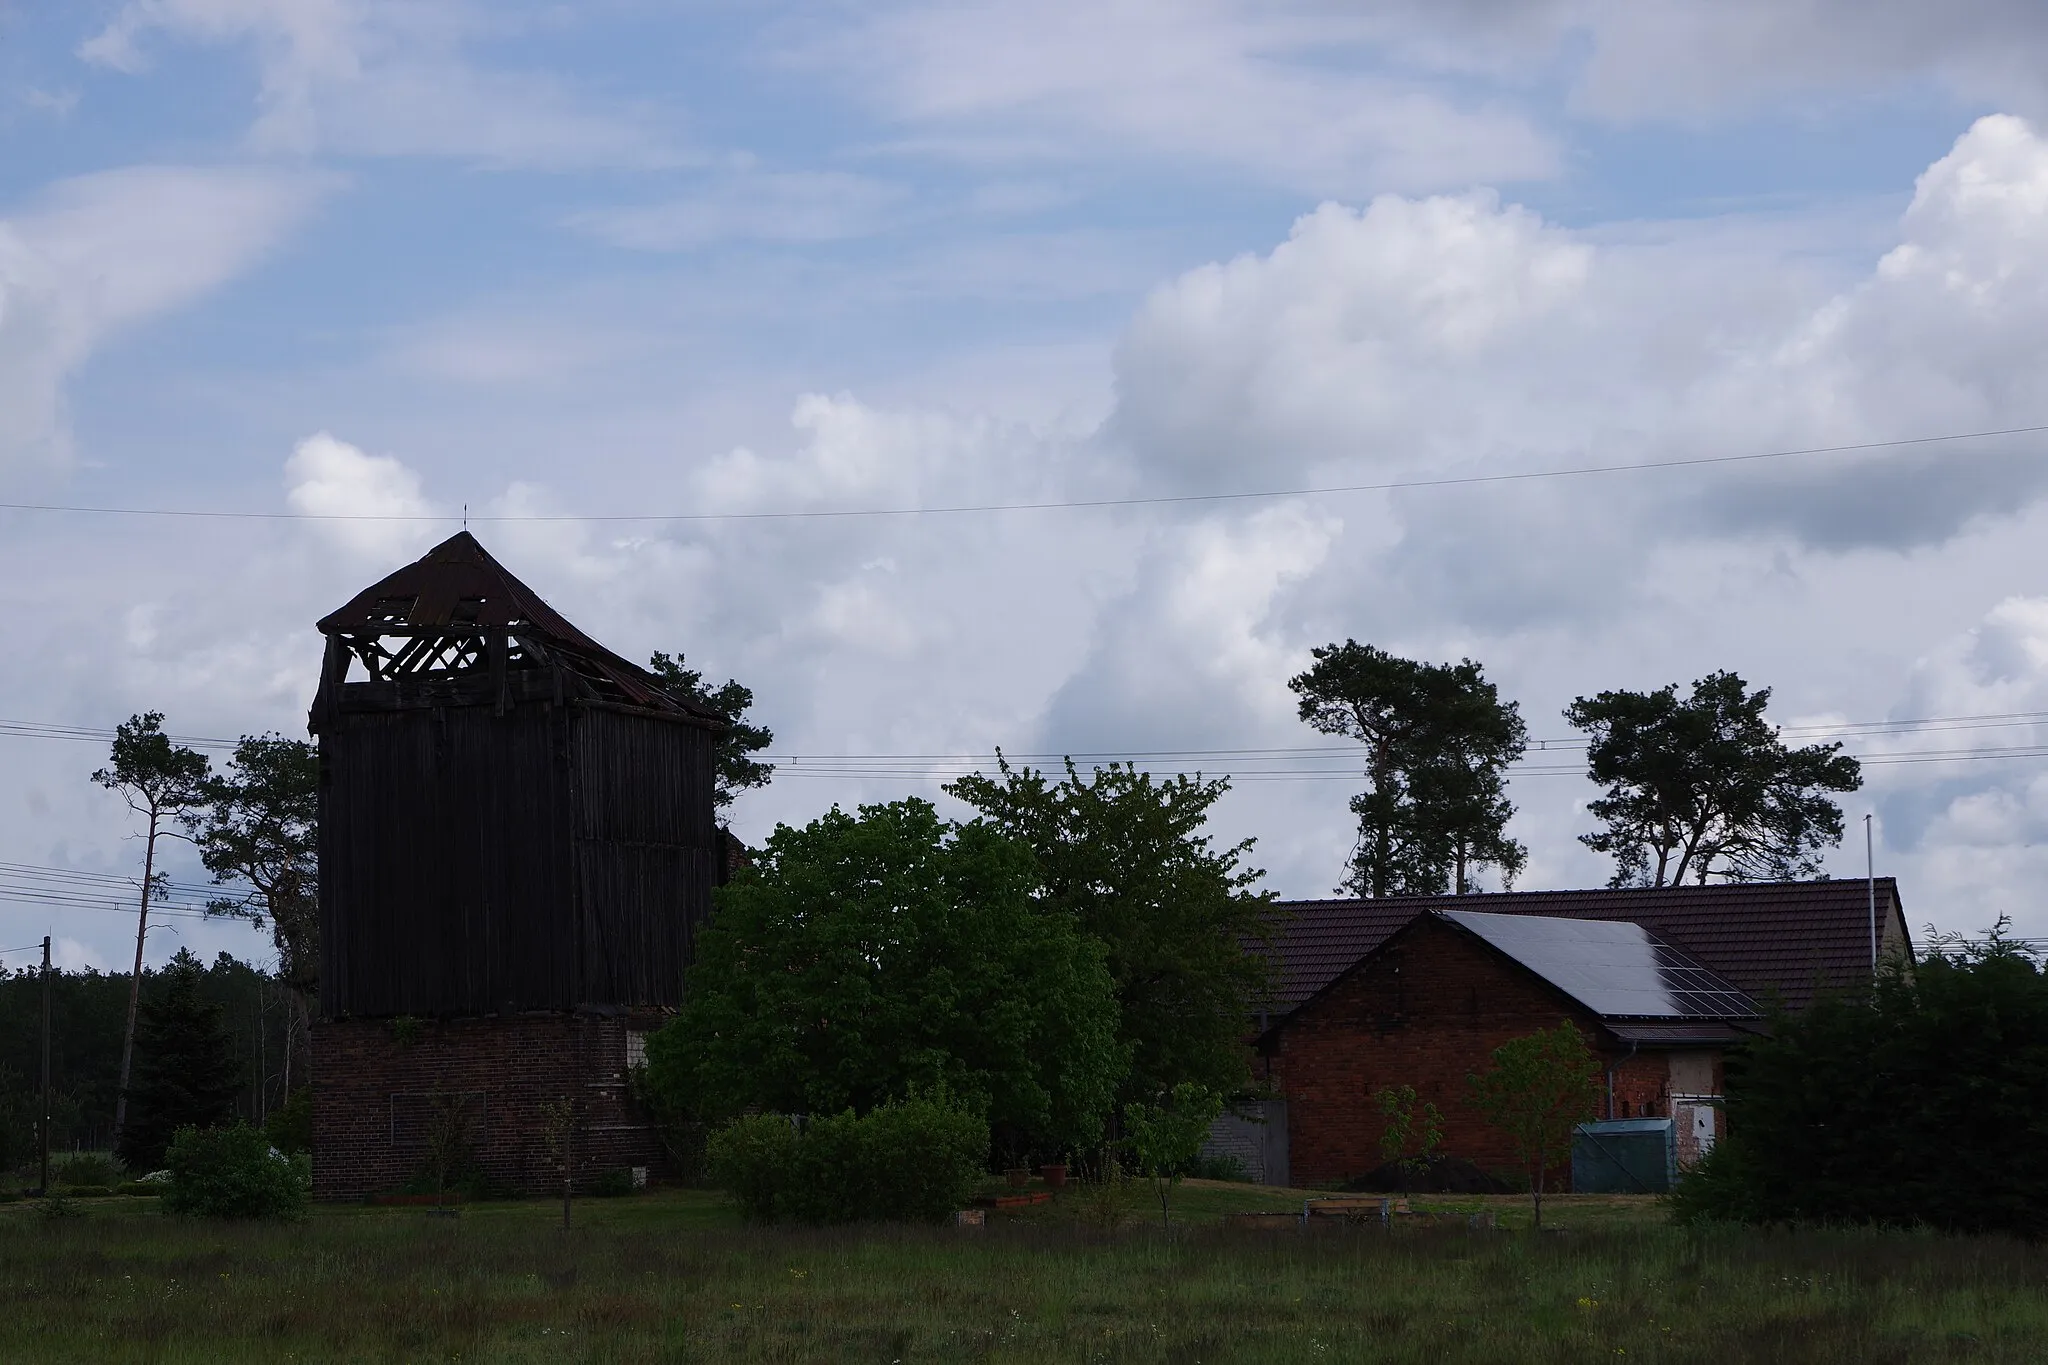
[{"xmin": 313, "ymin": 530, "xmax": 720, "ymax": 723}]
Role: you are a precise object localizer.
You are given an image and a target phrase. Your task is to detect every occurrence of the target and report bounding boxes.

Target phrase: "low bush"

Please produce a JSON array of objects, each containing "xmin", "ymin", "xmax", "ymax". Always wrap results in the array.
[
  {"xmin": 264, "ymin": 1088, "xmax": 313, "ymax": 1156},
  {"xmin": 706, "ymin": 1114, "xmax": 800, "ymax": 1223},
  {"xmin": 60, "ymin": 1185, "xmax": 114, "ymax": 1198},
  {"xmin": 52, "ymin": 1153, "xmax": 120, "ymax": 1187},
  {"xmin": 709, "ymin": 1095, "xmax": 988, "ymax": 1225},
  {"xmin": 588, "ymin": 1168, "xmax": 638, "ymax": 1198},
  {"xmin": 161, "ymin": 1123, "xmax": 310, "ymax": 1220},
  {"xmin": 117, "ymin": 1181, "xmax": 161, "ymax": 1197},
  {"xmin": 1192, "ymin": 1154, "xmax": 1247, "ymax": 1182},
  {"xmin": 851, "ymin": 1097, "xmax": 986, "ymax": 1223}
]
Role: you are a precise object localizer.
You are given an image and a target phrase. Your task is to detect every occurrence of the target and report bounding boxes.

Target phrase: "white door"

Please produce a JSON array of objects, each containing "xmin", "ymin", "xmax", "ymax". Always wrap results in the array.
[{"xmin": 1691, "ymin": 1104, "xmax": 1716, "ymax": 1155}]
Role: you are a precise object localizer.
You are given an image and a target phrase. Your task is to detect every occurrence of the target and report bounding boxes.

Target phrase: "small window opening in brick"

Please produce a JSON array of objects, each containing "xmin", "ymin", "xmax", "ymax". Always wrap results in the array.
[{"xmin": 625, "ymin": 1030, "xmax": 648, "ymax": 1071}]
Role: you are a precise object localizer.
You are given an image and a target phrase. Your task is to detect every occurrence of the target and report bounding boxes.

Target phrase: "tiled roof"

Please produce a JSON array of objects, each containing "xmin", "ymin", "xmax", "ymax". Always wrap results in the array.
[{"xmin": 1263, "ymin": 878, "xmax": 1907, "ymax": 1016}]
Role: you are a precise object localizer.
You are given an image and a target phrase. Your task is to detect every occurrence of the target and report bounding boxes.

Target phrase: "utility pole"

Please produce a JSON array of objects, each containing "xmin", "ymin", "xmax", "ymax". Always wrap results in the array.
[
  {"xmin": 1866, "ymin": 813, "xmax": 1878, "ymax": 971},
  {"xmin": 40, "ymin": 935, "xmax": 52, "ymax": 1198}
]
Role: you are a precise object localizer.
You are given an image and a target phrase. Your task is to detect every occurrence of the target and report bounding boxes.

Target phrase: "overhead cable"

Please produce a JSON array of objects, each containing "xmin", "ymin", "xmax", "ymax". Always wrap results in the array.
[{"xmin": 1, "ymin": 423, "xmax": 2044, "ymax": 524}]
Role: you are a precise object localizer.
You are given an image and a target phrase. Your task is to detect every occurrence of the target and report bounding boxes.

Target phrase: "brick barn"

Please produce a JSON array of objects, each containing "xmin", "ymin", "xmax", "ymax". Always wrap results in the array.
[
  {"xmin": 1241, "ymin": 880, "xmax": 1912, "ymax": 1190},
  {"xmin": 307, "ymin": 532, "xmax": 726, "ymax": 1199}
]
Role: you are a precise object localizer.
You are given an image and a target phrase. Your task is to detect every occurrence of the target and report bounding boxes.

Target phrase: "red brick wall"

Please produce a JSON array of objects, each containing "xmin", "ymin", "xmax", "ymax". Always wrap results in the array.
[
  {"xmin": 1263, "ymin": 917, "xmax": 1704, "ymax": 1188},
  {"xmin": 311, "ymin": 1012, "xmax": 669, "ymax": 1200}
]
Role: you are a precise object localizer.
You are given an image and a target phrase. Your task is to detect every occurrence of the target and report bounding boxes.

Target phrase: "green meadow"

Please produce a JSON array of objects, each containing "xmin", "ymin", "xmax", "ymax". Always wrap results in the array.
[{"xmin": 3, "ymin": 1182, "xmax": 2043, "ymax": 1363}]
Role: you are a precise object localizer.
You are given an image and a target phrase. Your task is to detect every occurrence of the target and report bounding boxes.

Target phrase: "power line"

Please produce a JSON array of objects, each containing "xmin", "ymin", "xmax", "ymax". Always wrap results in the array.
[
  {"xmin": 0, "ymin": 861, "xmax": 245, "ymax": 923},
  {"xmin": 2, "ymin": 423, "xmax": 2045, "ymax": 524},
  {"xmin": 0, "ymin": 718, "xmax": 240, "ymax": 751},
  {"xmin": 5, "ymin": 709, "xmax": 2048, "ymax": 774}
]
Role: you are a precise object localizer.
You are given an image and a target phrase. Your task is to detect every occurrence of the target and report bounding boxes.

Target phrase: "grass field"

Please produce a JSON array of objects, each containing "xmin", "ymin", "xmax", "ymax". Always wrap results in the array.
[{"xmin": 3, "ymin": 1181, "xmax": 2045, "ymax": 1362}]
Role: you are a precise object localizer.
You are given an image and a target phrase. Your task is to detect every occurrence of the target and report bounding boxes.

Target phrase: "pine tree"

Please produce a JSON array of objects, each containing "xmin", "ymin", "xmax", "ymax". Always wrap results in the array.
[{"xmin": 117, "ymin": 949, "xmax": 242, "ymax": 1172}]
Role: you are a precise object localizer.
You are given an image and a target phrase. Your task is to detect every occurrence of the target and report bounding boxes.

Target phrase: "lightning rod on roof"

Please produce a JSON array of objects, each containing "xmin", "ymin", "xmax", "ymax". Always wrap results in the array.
[{"xmin": 1866, "ymin": 813, "xmax": 1877, "ymax": 972}]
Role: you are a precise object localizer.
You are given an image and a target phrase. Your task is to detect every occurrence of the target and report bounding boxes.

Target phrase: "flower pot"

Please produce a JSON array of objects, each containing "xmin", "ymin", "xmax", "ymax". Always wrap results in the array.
[
  {"xmin": 1040, "ymin": 1164, "xmax": 1068, "ymax": 1188},
  {"xmin": 1005, "ymin": 1167, "xmax": 1031, "ymax": 1188}
]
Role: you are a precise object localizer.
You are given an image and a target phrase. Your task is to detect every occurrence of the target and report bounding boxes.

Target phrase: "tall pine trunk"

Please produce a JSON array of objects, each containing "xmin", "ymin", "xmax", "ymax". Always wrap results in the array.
[{"xmin": 113, "ymin": 809, "xmax": 160, "ymax": 1142}]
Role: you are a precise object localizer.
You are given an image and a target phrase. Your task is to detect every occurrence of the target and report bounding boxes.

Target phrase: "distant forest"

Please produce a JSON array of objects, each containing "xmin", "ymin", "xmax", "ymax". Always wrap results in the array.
[{"xmin": 0, "ymin": 953, "xmax": 298, "ymax": 1166}]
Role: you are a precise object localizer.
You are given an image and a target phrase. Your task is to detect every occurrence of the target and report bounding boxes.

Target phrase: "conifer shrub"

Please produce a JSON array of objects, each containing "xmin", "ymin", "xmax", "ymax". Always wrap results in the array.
[{"xmin": 161, "ymin": 1123, "xmax": 309, "ymax": 1220}]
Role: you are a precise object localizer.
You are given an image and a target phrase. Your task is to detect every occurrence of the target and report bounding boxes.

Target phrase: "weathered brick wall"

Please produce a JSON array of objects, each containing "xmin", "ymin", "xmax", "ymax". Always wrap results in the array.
[
  {"xmin": 311, "ymin": 1011, "xmax": 668, "ymax": 1200},
  {"xmin": 1263, "ymin": 917, "xmax": 1710, "ymax": 1188}
]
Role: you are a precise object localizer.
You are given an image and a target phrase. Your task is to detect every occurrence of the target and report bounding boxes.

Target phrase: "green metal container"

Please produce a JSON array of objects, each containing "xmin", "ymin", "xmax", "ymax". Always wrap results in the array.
[{"xmin": 1572, "ymin": 1119, "xmax": 1676, "ymax": 1193}]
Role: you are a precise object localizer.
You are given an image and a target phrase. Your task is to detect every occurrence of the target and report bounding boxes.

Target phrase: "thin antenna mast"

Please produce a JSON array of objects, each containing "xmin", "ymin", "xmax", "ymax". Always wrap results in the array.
[{"xmin": 1866, "ymin": 813, "xmax": 1878, "ymax": 971}]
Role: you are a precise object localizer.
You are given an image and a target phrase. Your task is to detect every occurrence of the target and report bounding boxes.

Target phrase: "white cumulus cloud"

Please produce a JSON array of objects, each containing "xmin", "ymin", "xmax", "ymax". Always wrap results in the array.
[{"xmin": 0, "ymin": 165, "xmax": 326, "ymax": 471}]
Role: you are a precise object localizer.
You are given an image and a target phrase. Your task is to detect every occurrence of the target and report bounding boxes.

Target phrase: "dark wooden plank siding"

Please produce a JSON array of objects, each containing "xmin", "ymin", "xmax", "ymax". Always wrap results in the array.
[
  {"xmin": 570, "ymin": 707, "xmax": 716, "ymax": 1005},
  {"xmin": 319, "ymin": 701, "xmax": 574, "ymax": 1017},
  {"xmin": 319, "ymin": 693, "xmax": 715, "ymax": 1019}
]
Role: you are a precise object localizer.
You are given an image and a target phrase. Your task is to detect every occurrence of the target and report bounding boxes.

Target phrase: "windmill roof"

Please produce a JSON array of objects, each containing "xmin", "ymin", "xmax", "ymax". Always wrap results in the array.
[{"xmin": 316, "ymin": 531, "xmax": 718, "ymax": 721}]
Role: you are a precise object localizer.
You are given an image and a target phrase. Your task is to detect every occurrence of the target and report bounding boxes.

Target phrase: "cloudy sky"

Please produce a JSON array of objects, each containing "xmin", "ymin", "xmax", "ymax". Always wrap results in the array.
[{"xmin": 5, "ymin": 0, "xmax": 2048, "ymax": 972}]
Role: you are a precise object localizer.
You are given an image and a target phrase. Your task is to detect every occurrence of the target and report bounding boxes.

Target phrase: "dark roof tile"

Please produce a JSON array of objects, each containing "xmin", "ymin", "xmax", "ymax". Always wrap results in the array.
[{"xmin": 1264, "ymin": 879, "xmax": 1907, "ymax": 1015}]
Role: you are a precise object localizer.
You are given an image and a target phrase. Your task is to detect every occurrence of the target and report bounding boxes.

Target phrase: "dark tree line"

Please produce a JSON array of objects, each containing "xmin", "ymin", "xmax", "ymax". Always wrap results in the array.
[{"xmin": 0, "ymin": 951, "xmax": 290, "ymax": 1174}]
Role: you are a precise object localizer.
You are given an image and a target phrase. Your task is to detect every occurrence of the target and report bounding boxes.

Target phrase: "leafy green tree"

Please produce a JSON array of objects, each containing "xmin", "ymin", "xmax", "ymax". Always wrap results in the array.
[
  {"xmin": 1289, "ymin": 642, "xmax": 1527, "ymax": 897},
  {"xmin": 1672, "ymin": 923, "xmax": 2048, "ymax": 1236},
  {"xmin": 94, "ymin": 712, "xmax": 212, "ymax": 1142},
  {"xmin": 117, "ymin": 949, "xmax": 241, "ymax": 1172},
  {"xmin": 1565, "ymin": 671, "xmax": 1862, "ymax": 886},
  {"xmin": 1468, "ymin": 1022, "xmax": 1601, "ymax": 1230},
  {"xmin": 189, "ymin": 735, "xmax": 319, "ymax": 1007},
  {"xmin": 1374, "ymin": 1083, "xmax": 1445, "ymax": 1189},
  {"xmin": 1123, "ymin": 1082, "xmax": 1223, "ymax": 1230},
  {"xmin": 643, "ymin": 799, "xmax": 1124, "ymax": 1158},
  {"xmin": 946, "ymin": 758, "xmax": 1275, "ymax": 1104},
  {"xmin": 648, "ymin": 651, "xmax": 774, "ymax": 808}
]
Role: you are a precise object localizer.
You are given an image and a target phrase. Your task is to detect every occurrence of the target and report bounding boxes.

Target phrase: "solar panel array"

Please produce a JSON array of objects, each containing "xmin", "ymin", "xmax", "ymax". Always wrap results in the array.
[{"xmin": 1440, "ymin": 909, "xmax": 1761, "ymax": 1020}]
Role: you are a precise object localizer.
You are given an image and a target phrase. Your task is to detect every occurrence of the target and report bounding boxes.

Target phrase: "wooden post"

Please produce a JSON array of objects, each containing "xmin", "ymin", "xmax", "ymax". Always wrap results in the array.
[{"xmin": 39, "ymin": 936, "xmax": 51, "ymax": 1197}]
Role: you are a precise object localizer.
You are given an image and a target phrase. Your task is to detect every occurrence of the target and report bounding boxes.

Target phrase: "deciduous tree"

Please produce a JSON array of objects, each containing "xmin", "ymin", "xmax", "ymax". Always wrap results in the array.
[
  {"xmin": 189, "ymin": 735, "xmax": 319, "ymax": 1012},
  {"xmin": 648, "ymin": 651, "xmax": 774, "ymax": 809},
  {"xmin": 644, "ymin": 799, "xmax": 1124, "ymax": 1159},
  {"xmin": 1565, "ymin": 671, "xmax": 1862, "ymax": 886},
  {"xmin": 1123, "ymin": 1082, "xmax": 1223, "ymax": 1230},
  {"xmin": 1289, "ymin": 642, "xmax": 1527, "ymax": 897},
  {"xmin": 946, "ymin": 758, "xmax": 1274, "ymax": 1103},
  {"xmin": 1468, "ymin": 1022, "xmax": 1601, "ymax": 1230}
]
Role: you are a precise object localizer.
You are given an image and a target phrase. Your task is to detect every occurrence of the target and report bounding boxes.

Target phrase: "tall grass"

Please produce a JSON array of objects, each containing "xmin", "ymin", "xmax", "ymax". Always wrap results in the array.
[{"xmin": 2, "ymin": 1200, "xmax": 2045, "ymax": 1362}]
